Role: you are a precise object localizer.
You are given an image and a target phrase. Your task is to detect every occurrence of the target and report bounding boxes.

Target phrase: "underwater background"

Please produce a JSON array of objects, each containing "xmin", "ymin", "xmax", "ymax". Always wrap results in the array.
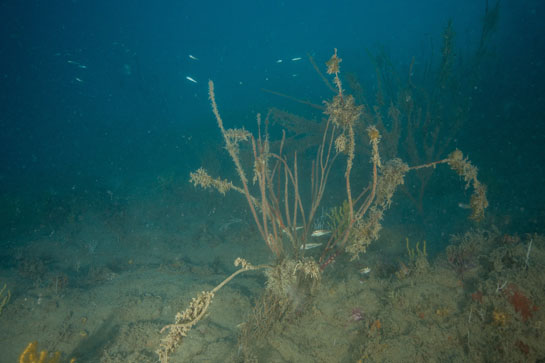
[{"xmin": 1, "ymin": 0, "xmax": 544, "ymax": 362}]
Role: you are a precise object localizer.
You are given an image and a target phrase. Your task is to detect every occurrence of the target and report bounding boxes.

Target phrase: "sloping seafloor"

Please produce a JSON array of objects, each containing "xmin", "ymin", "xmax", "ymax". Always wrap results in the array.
[{"xmin": 1, "ymin": 184, "xmax": 543, "ymax": 362}]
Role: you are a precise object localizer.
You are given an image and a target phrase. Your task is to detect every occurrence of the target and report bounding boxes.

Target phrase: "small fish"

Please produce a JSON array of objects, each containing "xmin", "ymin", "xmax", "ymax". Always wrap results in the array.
[
  {"xmin": 276, "ymin": 59, "xmax": 283, "ymax": 63},
  {"xmin": 360, "ymin": 267, "xmax": 371, "ymax": 274},
  {"xmin": 188, "ymin": 54, "xmax": 199, "ymax": 60},
  {"xmin": 68, "ymin": 60, "xmax": 87, "ymax": 69},
  {"xmin": 74, "ymin": 77, "xmax": 83, "ymax": 83},
  {"xmin": 458, "ymin": 202, "xmax": 471, "ymax": 209},
  {"xmin": 291, "ymin": 57, "xmax": 302, "ymax": 61},
  {"xmin": 185, "ymin": 76, "xmax": 198, "ymax": 83},
  {"xmin": 300, "ymin": 242, "xmax": 322, "ymax": 250},
  {"xmin": 282, "ymin": 226, "xmax": 303, "ymax": 234},
  {"xmin": 311, "ymin": 229, "xmax": 331, "ymax": 237}
]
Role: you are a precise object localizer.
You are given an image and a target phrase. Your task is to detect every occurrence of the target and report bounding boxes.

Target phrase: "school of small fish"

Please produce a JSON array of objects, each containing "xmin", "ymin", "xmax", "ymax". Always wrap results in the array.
[{"xmin": 183, "ymin": 54, "xmax": 304, "ymax": 85}]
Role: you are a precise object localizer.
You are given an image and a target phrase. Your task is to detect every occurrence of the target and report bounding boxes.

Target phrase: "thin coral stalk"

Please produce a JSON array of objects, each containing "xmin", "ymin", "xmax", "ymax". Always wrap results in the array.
[{"xmin": 209, "ymin": 80, "xmax": 271, "ymax": 254}]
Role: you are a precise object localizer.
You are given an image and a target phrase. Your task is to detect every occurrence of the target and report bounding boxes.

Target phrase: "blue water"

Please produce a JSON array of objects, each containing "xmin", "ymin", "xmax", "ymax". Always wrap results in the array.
[
  {"xmin": 1, "ymin": 0, "xmax": 544, "ymax": 361},
  {"xmin": 1, "ymin": 1, "xmax": 543, "ymax": 238}
]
